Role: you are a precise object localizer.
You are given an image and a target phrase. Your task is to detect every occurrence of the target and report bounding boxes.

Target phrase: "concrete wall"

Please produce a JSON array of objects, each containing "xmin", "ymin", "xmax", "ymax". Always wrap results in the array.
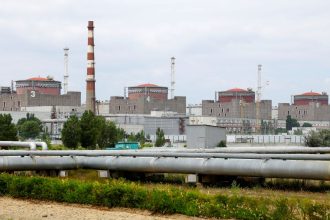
[
  {"xmin": 187, "ymin": 125, "xmax": 226, "ymax": 149},
  {"xmin": 202, "ymin": 99, "xmax": 272, "ymax": 120},
  {"xmin": 26, "ymin": 91, "xmax": 81, "ymax": 107},
  {"xmin": 105, "ymin": 114, "xmax": 188, "ymax": 136},
  {"xmin": 109, "ymin": 96, "xmax": 186, "ymax": 114},
  {"xmin": 0, "ymin": 91, "xmax": 81, "ymax": 111},
  {"xmin": 278, "ymin": 102, "xmax": 330, "ymax": 121}
]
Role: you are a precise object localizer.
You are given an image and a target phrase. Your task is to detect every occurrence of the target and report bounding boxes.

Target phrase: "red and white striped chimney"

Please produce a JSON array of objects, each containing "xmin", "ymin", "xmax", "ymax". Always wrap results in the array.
[{"xmin": 86, "ymin": 21, "xmax": 96, "ymax": 113}]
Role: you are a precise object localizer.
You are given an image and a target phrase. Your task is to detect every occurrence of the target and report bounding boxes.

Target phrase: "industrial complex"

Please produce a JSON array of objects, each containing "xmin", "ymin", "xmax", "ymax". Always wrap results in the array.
[{"xmin": 0, "ymin": 20, "xmax": 329, "ymax": 142}]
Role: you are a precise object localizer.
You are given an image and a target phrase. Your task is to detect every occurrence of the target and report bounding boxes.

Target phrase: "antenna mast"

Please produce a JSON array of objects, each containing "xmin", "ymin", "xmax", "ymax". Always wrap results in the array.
[
  {"xmin": 256, "ymin": 64, "xmax": 262, "ymax": 133},
  {"xmin": 63, "ymin": 47, "xmax": 69, "ymax": 94},
  {"xmin": 170, "ymin": 57, "xmax": 175, "ymax": 99}
]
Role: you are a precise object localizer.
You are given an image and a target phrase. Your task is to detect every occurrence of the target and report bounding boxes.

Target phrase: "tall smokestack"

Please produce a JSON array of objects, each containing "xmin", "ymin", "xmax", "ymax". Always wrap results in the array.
[{"xmin": 86, "ymin": 21, "xmax": 96, "ymax": 113}]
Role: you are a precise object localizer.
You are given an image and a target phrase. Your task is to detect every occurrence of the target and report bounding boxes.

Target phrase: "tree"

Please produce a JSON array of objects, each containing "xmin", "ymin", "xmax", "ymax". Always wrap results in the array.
[
  {"xmin": 80, "ymin": 111, "xmax": 98, "ymax": 149},
  {"xmin": 17, "ymin": 113, "xmax": 42, "ymax": 140},
  {"xmin": 61, "ymin": 115, "xmax": 81, "ymax": 149},
  {"xmin": 305, "ymin": 129, "xmax": 330, "ymax": 147},
  {"xmin": 0, "ymin": 114, "xmax": 17, "ymax": 141},
  {"xmin": 275, "ymin": 128, "xmax": 287, "ymax": 135},
  {"xmin": 302, "ymin": 122, "xmax": 313, "ymax": 127},
  {"xmin": 155, "ymin": 128, "xmax": 166, "ymax": 147},
  {"xmin": 96, "ymin": 118, "xmax": 119, "ymax": 148},
  {"xmin": 19, "ymin": 121, "xmax": 41, "ymax": 139},
  {"xmin": 286, "ymin": 115, "xmax": 300, "ymax": 131}
]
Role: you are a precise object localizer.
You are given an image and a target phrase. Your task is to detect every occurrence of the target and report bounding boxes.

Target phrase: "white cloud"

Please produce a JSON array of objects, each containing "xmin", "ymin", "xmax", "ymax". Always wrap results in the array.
[{"xmin": 0, "ymin": 0, "xmax": 330, "ymax": 104}]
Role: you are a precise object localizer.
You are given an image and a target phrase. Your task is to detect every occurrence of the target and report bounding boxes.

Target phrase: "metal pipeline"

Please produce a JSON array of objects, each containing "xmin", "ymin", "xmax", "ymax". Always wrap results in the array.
[
  {"xmin": 80, "ymin": 156, "xmax": 330, "ymax": 180},
  {"xmin": 143, "ymin": 147, "xmax": 330, "ymax": 154},
  {"xmin": 0, "ymin": 156, "xmax": 79, "ymax": 171},
  {"xmin": 35, "ymin": 142, "xmax": 48, "ymax": 150},
  {"xmin": 0, "ymin": 141, "xmax": 37, "ymax": 150},
  {"xmin": 1, "ymin": 156, "xmax": 329, "ymax": 180},
  {"xmin": 0, "ymin": 150, "xmax": 330, "ymax": 160}
]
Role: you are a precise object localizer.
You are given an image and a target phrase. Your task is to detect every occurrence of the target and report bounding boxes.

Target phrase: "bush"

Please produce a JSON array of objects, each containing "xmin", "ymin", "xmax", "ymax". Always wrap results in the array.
[
  {"xmin": 0, "ymin": 174, "xmax": 329, "ymax": 219},
  {"xmin": 305, "ymin": 130, "xmax": 330, "ymax": 147},
  {"xmin": 217, "ymin": 140, "xmax": 227, "ymax": 147}
]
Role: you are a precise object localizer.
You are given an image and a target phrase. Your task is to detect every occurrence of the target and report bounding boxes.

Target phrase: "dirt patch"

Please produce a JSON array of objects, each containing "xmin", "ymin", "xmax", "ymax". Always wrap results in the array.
[{"xmin": 0, "ymin": 196, "xmax": 205, "ymax": 220}]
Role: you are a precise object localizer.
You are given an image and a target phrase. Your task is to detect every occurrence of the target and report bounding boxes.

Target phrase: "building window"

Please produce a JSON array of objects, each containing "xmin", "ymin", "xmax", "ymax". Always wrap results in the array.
[
  {"xmin": 288, "ymin": 111, "xmax": 290, "ymax": 115},
  {"xmin": 18, "ymin": 101, "xmax": 20, "ymax": 107},
  {"xmin": 118, "ymin": 106, "xmax": 121, "ymax": 111},
  {"xmin": 3, "ymin": 102, "xmax": 5, "ymax": 108},
  {"xmin": 210, "ymin": 109, "xmax": 213, "ymax": 114},
  {"xmin": 221, "ymin": 108, "xmax": 224, "ymax": 113}
]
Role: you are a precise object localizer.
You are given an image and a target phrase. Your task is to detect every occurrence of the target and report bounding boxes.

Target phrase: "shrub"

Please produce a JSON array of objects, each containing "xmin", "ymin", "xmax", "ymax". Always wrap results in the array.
[
  {"xmin": 217, "ymin": 140, "xmax": 227, "ymax": 147},
  {"xmin": 0, "ymin": 174, "xmax": 329, "ymax": 219},
  {"xmin": 305, "ymin": 130, "xmax": 330, "ymax": 147}
]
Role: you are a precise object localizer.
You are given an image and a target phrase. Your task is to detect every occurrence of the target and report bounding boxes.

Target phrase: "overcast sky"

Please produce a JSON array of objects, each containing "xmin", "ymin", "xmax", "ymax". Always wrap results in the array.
[{"xmin": 1, "ymin": 0, "xmax": 330, "ymax": 106}]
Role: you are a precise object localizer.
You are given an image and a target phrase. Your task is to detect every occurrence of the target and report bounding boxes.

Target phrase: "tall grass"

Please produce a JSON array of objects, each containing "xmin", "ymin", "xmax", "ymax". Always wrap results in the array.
[{"xmin": 0, "ymin": 173, "xmax": 328, "ymax": 219}]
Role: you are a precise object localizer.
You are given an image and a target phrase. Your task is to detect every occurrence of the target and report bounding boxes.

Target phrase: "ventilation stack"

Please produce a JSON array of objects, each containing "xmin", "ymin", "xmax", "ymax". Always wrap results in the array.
[{"xmin": 86, "ymin": 21, "xmax": 96, "ymax": 113}]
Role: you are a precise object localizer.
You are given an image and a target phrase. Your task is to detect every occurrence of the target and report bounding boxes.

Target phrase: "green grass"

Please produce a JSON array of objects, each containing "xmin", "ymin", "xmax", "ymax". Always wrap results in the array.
[{"xmin": 0, "ymin": 173, "xmax": 329, "ymax": 219}]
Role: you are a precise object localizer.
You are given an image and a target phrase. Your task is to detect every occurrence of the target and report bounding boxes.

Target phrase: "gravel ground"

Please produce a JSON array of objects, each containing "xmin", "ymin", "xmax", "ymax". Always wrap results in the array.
[{"xmin": 0, "ymin": 197, "xmax": 204, "ymax": 220}]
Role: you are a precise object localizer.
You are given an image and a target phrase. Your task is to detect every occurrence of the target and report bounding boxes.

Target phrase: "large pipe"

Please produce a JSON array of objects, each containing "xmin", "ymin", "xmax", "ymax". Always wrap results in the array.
[
  {"xmin": 0, "ymin": 150, "xmax": 330, "ymax": 161},
  {"xmin": 0, "ymin": 141, "xmax": 37, "ymax": 150},
  {"xmin": 34, "ymin": 142, "xmax": 48, "ymax": 150},
  {"xmin": 81, "ymin": 156, "xmax": 330, "ymax": 180},
  {"xmin": 147, "ymin": 147, "xmax": 330, "ymax": 154},
  {"xmin": 0, "ymin": 156, "xmax": 79, "ymax": 171},
  {"xmin": 1, "ymin": 156, "xmax": 329, "ymax": 180}
]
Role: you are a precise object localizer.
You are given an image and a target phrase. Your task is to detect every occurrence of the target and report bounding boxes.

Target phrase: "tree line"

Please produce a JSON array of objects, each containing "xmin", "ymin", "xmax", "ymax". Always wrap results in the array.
[
  {"xmin": 61, "ymin": 111, "xmax": 126, "ymax": 149},
  {"xmin": 0, "ymin": 111, "xmax": 166, "ymax": 149},
  {"xmin": 0, "ymin": 113, "xmax": 43, "ymax": 141}
]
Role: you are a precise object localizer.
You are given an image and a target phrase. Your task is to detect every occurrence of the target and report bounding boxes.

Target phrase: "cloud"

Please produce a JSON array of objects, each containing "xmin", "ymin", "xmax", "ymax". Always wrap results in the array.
[{"xmin": 0, "ymin": 0, "xmax": 330, "ymax": 105}]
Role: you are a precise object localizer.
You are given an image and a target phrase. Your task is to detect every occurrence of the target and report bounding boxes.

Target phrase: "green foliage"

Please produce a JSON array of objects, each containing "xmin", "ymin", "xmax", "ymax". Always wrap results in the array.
[
  {"xmin": 41, "ymin": 132, "xmax": 52, "ymax": 149},
  {"xmin": 286, "ymin": 115, "xmax": 300, "ymax": 131},
  {"xmin": 80, "ymin": 111, "xmax": 98, "ymax": 149},
  {"xmin": 293, "ymin": 129, "xmax": 303, "ymax": 135},
  {"xmin": 48, "ymin": 144, "xmax": 68, "ymax": 150},
  {"xmin": 127, "ymin": 130, "xmax": 146, "ymax": 145},
  {"xmin": 141, "ymin": 142, "xmax": 153, "ymax": 148},
  {"xmin": 61, "ymin": 115, "xmax": 81, "ymax": 149},
  {"xmin": 0, "ymin": 173, "xmax": 329, "ymax": 219},
  {"xmin": 17, "ymin": 113, "xmax": 42, "ymax": 140},
  {"xmin": 305, "ymin": 129, "xmax": 330, "ymax": 147},
  {"xmin": 155, "ymin": 127, "xmax": 166, "ymax": 147},
  {"xmin": 62, "ymin": 111, "xmax": 128, "ymax": 149},
  {"xmin": 0, "ymin": 114, "xmax": 17, "ymax": 141},
  {"xmin": 217, "ymin": 140, "xmax": 227, "ymax": 147},
  {"xmin": 275, "ymin": 128, "xmax": 287, "ymax": 135},
  {"xmin": 260, "ymin": 120, "xmax": 274, "ymax": 134},
  {"xmin": 302, "ymin": 122, "xmax": 313, "ymax": 127},
  {"xmin": 96, "ymin": 118, "xmax": 119, "ymax": 148}
]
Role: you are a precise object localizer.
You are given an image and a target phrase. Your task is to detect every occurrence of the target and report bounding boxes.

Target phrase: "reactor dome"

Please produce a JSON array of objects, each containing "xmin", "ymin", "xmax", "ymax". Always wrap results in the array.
[
  {"xmin": 218, "ymin": 88, "xmax": 255, "ymax": 103},
  {"xmin": 294, "ymin": 91, "xmax": 328, "ymax": 106},
  {"xmin": 16, "ymin": 76, "xmax": 61, "ymax": 95},
  {"xmin": 128, "ymin": 83, "xmax": 168, "ymax": 100}
]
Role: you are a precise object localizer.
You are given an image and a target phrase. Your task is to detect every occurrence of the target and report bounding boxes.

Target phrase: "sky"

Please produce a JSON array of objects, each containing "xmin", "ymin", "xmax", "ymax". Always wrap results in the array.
[{"xmin": 1, "ymin": 0, "xmax": 330, "ymax": 106}]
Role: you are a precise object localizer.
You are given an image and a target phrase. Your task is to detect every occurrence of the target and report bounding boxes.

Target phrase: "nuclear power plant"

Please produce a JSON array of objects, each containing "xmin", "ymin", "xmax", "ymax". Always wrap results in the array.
[{"xmin": 0, "ymin": 20, "xmax": 329, "ymax": 138}]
